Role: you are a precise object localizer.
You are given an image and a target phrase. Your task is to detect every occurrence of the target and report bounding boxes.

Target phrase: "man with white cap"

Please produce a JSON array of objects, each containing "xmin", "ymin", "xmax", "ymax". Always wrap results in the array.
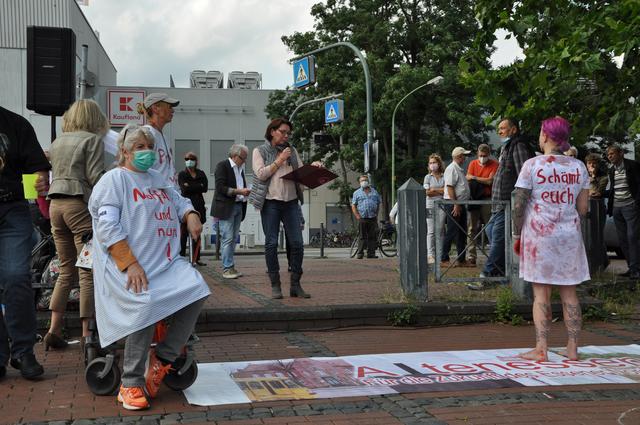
[
  {"xmin": 441, "ymin": 146, "xmax": 471, "ymax": 267},
  {"xmin": 136, "ymin": 93, "xmax": 180, "ymax": 186}
]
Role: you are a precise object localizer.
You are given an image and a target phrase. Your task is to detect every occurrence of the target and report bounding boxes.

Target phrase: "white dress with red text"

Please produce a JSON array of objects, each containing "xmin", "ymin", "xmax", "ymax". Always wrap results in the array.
[
  {"xmin": 89, "ymin": 167, "xmax": 211, "ymax": 347},
  {"xmin": 515, "ymin": 155, "xmax": 591, "ymax": 285}
]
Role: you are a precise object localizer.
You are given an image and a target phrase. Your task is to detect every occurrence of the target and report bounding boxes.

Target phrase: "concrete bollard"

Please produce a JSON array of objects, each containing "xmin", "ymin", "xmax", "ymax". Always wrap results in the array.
[{"xmin": 398, "ymin": 178, "xmax": 428, "ymax": 300}]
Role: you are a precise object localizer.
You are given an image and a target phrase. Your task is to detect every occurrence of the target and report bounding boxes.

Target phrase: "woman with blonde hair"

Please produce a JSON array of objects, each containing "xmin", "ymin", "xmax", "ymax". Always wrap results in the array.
[
  {"xmin": 424, "ymin": 153, "xmax": 445, "ymax": 264},
  {"xmin": 45, "ymin": 99, "xmax": 108, "ymax": 350}
]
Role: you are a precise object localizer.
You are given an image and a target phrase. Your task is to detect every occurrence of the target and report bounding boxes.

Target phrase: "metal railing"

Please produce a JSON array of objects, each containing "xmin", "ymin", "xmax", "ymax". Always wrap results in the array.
[{"xmin": 433, "ymin": 199, "xmax": 512, "ymax": 284}]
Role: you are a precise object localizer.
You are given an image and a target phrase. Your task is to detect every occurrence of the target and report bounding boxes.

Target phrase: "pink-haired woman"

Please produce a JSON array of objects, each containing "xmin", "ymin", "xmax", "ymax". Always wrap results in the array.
[{"xmin": 512, "ymin": 116, "xmax": 590, "ymax": 361}]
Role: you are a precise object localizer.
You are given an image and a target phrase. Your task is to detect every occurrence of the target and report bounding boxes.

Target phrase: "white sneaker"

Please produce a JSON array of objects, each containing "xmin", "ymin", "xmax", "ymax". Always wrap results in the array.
[
  {"xmin": 222, "ymin": 269, "xmax": 240, "ymax": 279},
  {"xmin": 230, "ymin": 267, "xmax": 243, "ymax": 278}
]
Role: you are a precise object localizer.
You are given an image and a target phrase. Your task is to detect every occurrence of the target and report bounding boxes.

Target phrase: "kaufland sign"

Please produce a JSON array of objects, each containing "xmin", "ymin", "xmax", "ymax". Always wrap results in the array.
[{"xmin": 108, "ymin": 89, "xmax": 145, "ymax": 126}]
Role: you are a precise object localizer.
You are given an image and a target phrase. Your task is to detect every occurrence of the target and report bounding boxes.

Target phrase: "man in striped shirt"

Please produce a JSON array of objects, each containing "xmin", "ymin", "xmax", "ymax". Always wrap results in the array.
[{"xmin": 607, "ymin": 145, "xmax": 640, "ymax": 280}]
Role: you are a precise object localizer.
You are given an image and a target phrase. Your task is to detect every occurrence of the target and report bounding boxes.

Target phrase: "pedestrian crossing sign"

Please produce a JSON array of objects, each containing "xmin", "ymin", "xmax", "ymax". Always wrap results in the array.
[
  {"xmin": 324, "ymin": 99, "xmax": 344, "ymax": 124},
  {"xmin": 293, "ymin": 56, "xmax": 315, "ymax": 89}
]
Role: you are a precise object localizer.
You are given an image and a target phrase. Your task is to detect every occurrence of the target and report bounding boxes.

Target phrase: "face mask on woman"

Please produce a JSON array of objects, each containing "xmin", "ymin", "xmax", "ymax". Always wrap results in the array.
[
  {"xmin": 132, "ymin": 150, "xmax": 156, "ymax": 172},
  {"xmin": 428, "ymin": 163, "xmax": 439, "ymax": 172},
  {"xmin": 185, "ymin": 160, "xmax": 196, "ymax": 168}
]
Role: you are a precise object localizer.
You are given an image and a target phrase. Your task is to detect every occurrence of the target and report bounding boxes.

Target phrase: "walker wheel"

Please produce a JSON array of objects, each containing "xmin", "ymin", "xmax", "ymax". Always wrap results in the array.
[
  {"xmin": 85, "ymin": 357, "xmax": 121, "ymax": 396},
  {"xmin": 164, "ymin": 356, "xmax": 198, "ymax": 391}
]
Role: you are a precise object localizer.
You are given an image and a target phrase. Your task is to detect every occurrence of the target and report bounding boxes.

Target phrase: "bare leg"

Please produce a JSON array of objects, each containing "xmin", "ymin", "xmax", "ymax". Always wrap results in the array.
[
  {"xmin": 48, "ymin": 310, "xmax": 65, "ymax": 336},
  {"xmin": 519, "ymin": 283, "xmax": 552, "ymax": 361},
  {"xmin": 558, "ymin": 285, "xmax": 581, "ymax": 360},
  {"xmin": 81, "ymin": 318, "xmax": 90, "ymax": 337}
]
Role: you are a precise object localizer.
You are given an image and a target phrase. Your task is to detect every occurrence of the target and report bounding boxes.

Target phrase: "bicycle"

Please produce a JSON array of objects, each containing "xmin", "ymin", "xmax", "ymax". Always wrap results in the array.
[{"xmin": 350, "ymin": 220, "xmax": 397, "ymax": 258}]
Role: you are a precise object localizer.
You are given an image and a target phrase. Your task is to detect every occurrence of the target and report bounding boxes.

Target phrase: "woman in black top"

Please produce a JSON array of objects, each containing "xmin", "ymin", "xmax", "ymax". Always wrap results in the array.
[{"xmin": 178, "ymin": 152, "xmax": 208, "ymax": 265}]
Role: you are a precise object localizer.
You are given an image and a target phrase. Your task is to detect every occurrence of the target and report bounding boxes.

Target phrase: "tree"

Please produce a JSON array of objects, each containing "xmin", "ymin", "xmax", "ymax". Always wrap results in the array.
[
  {"xmin": 461, "ymin": 0, "xmax": 640, "ymax": 156},
  {"xmin": 267, "ymin": 0, "xmax": 490, "ymax": 211}
]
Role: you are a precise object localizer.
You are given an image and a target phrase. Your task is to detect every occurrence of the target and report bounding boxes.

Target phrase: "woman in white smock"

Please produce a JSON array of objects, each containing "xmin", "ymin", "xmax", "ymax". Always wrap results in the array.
[
  {"xmin": 512, "ymin": 116, "xmax": 589, "ymax": 362},
  {"xmin": 89, "ymin": 124, "xmax": 210, "ymax": 411}
]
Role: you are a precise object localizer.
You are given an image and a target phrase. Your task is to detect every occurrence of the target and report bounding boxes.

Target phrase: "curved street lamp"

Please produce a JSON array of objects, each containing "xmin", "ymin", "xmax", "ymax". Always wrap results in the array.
[{"xmin": 391, "ymin": 76, "xmax": 444, "ymax": 206}]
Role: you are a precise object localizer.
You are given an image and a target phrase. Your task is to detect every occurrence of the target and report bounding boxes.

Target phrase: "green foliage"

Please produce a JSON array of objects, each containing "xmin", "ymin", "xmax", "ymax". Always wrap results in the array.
[
  {"xmin": 267, "ymin": 0, "xmax": 491, "ymax": 210},
  {"xmin": 495, "ymin": 286, "xmax": 524, "ymax": 325},
  {"xmin": 582, "ymin": 305, "xmax": 608, "ymax": 322},
  {"xmin": 587, "ymin": 282, "xmax": 640, "ymax": 322},
  {"xmin": 463, "ymin": 0, "xmax": 640, "ymax": 155},
  {"xmin": 388, "ymin": 303, "xmax": 419, "ymax": 326}
]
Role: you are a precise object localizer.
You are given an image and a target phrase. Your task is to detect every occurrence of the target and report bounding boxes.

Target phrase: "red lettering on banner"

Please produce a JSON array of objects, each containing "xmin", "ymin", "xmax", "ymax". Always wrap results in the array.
[
  {"xmin": 536, "ymin": 361, "xmax": 569, "ymax": 369},
  {"xmin": 442, "ymin": 364, "xmax": 476, "ymax": 373},
  {"xmin": 420, "ymin": 363, "xmax": 448, "ymax": 374},
  {"xmin": 471, "ymin": 362, "xmax": 511, "ymax": 372},
  {"xmin": 590, "ymin": 358, "xmax": 626, "ymax": 367},
  {"xmin": 506, "ymin": 361, "xmax": 541, "ymax": 370},
  {"xmin": 356, "ymin": 366, "xmax": 399, "ymax": 378}
]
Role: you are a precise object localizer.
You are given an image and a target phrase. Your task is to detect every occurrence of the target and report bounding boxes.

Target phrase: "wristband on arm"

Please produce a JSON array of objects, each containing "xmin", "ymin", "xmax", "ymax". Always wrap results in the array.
[{"xmin": 108, "ymin": 239, "xmax": 138, "ymax": 272}]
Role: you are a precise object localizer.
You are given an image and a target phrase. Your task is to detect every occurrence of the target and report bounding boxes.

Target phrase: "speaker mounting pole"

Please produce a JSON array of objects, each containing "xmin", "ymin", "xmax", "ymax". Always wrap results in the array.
[
  {"xmin": 51, "ymin": 116, "xmax": 56, "ymax": 144},
  {"xmin": 79, "ymin": 44, "xmax": 89, "ymax": 99}
]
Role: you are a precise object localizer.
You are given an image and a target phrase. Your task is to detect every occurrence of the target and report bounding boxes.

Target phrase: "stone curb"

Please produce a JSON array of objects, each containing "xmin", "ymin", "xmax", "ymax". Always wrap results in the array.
[{"xmin": 41, "ymin": 298, "xmax": 603, "ymax": 334}]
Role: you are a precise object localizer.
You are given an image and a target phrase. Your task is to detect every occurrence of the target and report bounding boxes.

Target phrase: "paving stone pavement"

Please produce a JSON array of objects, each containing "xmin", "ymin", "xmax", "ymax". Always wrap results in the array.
[{"xmin": 2, "ymin": 320, "xmax": 640, "ymax": 425}]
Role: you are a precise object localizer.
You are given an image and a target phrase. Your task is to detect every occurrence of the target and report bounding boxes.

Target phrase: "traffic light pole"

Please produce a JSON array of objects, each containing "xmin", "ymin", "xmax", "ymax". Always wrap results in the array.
[
  {"xmin": 288, "ymin": 93, "xmax": 343, "ymax": 123},
  {"xmin": 291, "ymin": 42, "xmax": 373, "ymax": 149}
]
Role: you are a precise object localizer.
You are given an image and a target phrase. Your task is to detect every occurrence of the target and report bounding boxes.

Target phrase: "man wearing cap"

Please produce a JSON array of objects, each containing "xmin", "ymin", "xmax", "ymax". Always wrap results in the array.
[
  {"xmin": 136, "ymin": 93, "xmax": 180, "ymax": 186},
  {"xmin": 441, "ymin": 147, "xmax": 471, "ymax": 267},
  {"xmin": 465, "ymin": 144, "xmax": 498, "ymax": 265}
]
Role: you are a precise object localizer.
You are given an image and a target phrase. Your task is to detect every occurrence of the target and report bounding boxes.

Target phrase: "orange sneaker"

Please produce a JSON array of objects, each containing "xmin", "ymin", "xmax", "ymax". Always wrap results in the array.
[
  {"xmin": 117, "ymin": 385, "xmax": 149, "ymax": 410},
  {"xmin": 145, "ymin": 351, "xmax": 173, "ymax": 398}
]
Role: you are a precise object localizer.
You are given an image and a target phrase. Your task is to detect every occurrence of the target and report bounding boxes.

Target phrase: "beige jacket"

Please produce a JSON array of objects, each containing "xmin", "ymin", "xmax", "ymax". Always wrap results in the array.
[{"xmin": 49, "ymin": 130, "xmax": 105, "ymax": 203}]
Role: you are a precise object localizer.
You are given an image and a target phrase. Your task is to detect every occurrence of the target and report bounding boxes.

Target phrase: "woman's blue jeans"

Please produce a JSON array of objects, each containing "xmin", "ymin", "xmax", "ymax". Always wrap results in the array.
[{"xmin": 261, "ymin": 200, "xmax": 303, "ymax": 275}]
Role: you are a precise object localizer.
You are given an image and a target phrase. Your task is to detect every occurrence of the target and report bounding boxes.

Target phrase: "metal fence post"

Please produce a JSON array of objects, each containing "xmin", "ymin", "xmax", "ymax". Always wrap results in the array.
[
  {"xmin": 509, "ymin": 192, "xmax": 532, "ymax": 301},
  {"xmin": 320, "ymin": 222, "xmax": 325, "ymax": 258},
  {"xmin": 398, "ymin": 178, "xmax": 428, "ymax": 300},
  {"xmin": 583, "ymin": 198, "xmax": 607, "ymax": 274}
]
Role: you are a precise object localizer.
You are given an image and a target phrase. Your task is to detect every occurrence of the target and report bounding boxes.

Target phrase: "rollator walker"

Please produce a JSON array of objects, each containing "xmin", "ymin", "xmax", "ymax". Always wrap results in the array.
[{"xmin": 84, "ymin": 238, "xmax": 200, "ymax": 395}]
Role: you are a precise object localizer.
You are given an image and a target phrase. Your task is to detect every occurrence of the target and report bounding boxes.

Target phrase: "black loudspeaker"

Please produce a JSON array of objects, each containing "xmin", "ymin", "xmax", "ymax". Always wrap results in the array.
[{"xmin": 27, "ymin": 26, "xmax": 76, "ymax": 116}]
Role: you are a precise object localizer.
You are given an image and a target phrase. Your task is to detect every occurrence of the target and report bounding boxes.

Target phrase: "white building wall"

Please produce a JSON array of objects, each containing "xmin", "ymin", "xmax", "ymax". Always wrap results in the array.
[{"xmin": 0, "ymin": 0, "xmax": 117, "ymax": 148}]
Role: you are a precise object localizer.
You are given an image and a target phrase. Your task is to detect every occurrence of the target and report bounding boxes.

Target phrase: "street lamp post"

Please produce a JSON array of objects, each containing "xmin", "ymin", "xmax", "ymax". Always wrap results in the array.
[{"xmin": 391, "ymin": 76, "xmax": 444, "ymax": 206}]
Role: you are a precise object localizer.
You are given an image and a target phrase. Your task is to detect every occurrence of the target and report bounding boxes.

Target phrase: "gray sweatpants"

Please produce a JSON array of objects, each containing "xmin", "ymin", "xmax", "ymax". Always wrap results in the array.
[{"xmin": 121, "ymin": 297, "xmax": 206, "ymax": 387}]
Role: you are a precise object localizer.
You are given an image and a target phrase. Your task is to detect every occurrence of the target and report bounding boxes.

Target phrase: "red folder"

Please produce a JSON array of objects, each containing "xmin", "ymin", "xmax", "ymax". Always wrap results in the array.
[{"xmin": 281, "ymin": 164, "xmax": 338, "ymax": 189}]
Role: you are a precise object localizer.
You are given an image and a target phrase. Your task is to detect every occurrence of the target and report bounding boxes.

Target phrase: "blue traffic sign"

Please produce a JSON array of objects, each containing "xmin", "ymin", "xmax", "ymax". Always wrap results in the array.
[
  {"xmin": 324, "ymin": 99, "xmax": 344, "ymax": 124},
  {"xmin": 293, "ymin": 56, "xmax": 315, "ymax": 89}
]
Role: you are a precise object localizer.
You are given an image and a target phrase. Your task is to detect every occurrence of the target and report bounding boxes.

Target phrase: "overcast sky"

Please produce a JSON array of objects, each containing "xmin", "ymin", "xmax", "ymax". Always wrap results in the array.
[{"xmin": 80, "ymin": 0, "xmax": 522, "ymax": 90}]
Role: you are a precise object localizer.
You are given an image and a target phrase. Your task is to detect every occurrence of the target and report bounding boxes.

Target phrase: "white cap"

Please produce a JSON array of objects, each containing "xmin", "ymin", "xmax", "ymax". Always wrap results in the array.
[
  {"xmin": 143, "ymin": 93, "xmax": 180, "ymax": 108},
  {"xmin": 451, "ymin": 147, "xmax": 471, "ymax": 157}
]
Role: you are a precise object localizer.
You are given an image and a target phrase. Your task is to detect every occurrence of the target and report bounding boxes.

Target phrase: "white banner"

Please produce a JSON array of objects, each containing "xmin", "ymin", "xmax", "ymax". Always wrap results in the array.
[{"xmin": 183, "ymin": 345, "xmax": 640, "ymax": 406}]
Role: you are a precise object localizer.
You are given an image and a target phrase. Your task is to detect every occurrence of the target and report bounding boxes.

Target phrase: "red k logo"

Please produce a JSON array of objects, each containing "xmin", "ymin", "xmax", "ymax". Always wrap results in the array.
[{"xmin": 119, "ymin": 97, "xmax": 133, "ymax": 111}]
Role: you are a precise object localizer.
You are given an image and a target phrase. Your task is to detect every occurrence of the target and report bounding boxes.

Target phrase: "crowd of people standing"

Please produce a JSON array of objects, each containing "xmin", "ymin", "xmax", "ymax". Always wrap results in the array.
[{"xmin": 1, "ymin": 90, "xmax": 639, "ymax": 410}]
